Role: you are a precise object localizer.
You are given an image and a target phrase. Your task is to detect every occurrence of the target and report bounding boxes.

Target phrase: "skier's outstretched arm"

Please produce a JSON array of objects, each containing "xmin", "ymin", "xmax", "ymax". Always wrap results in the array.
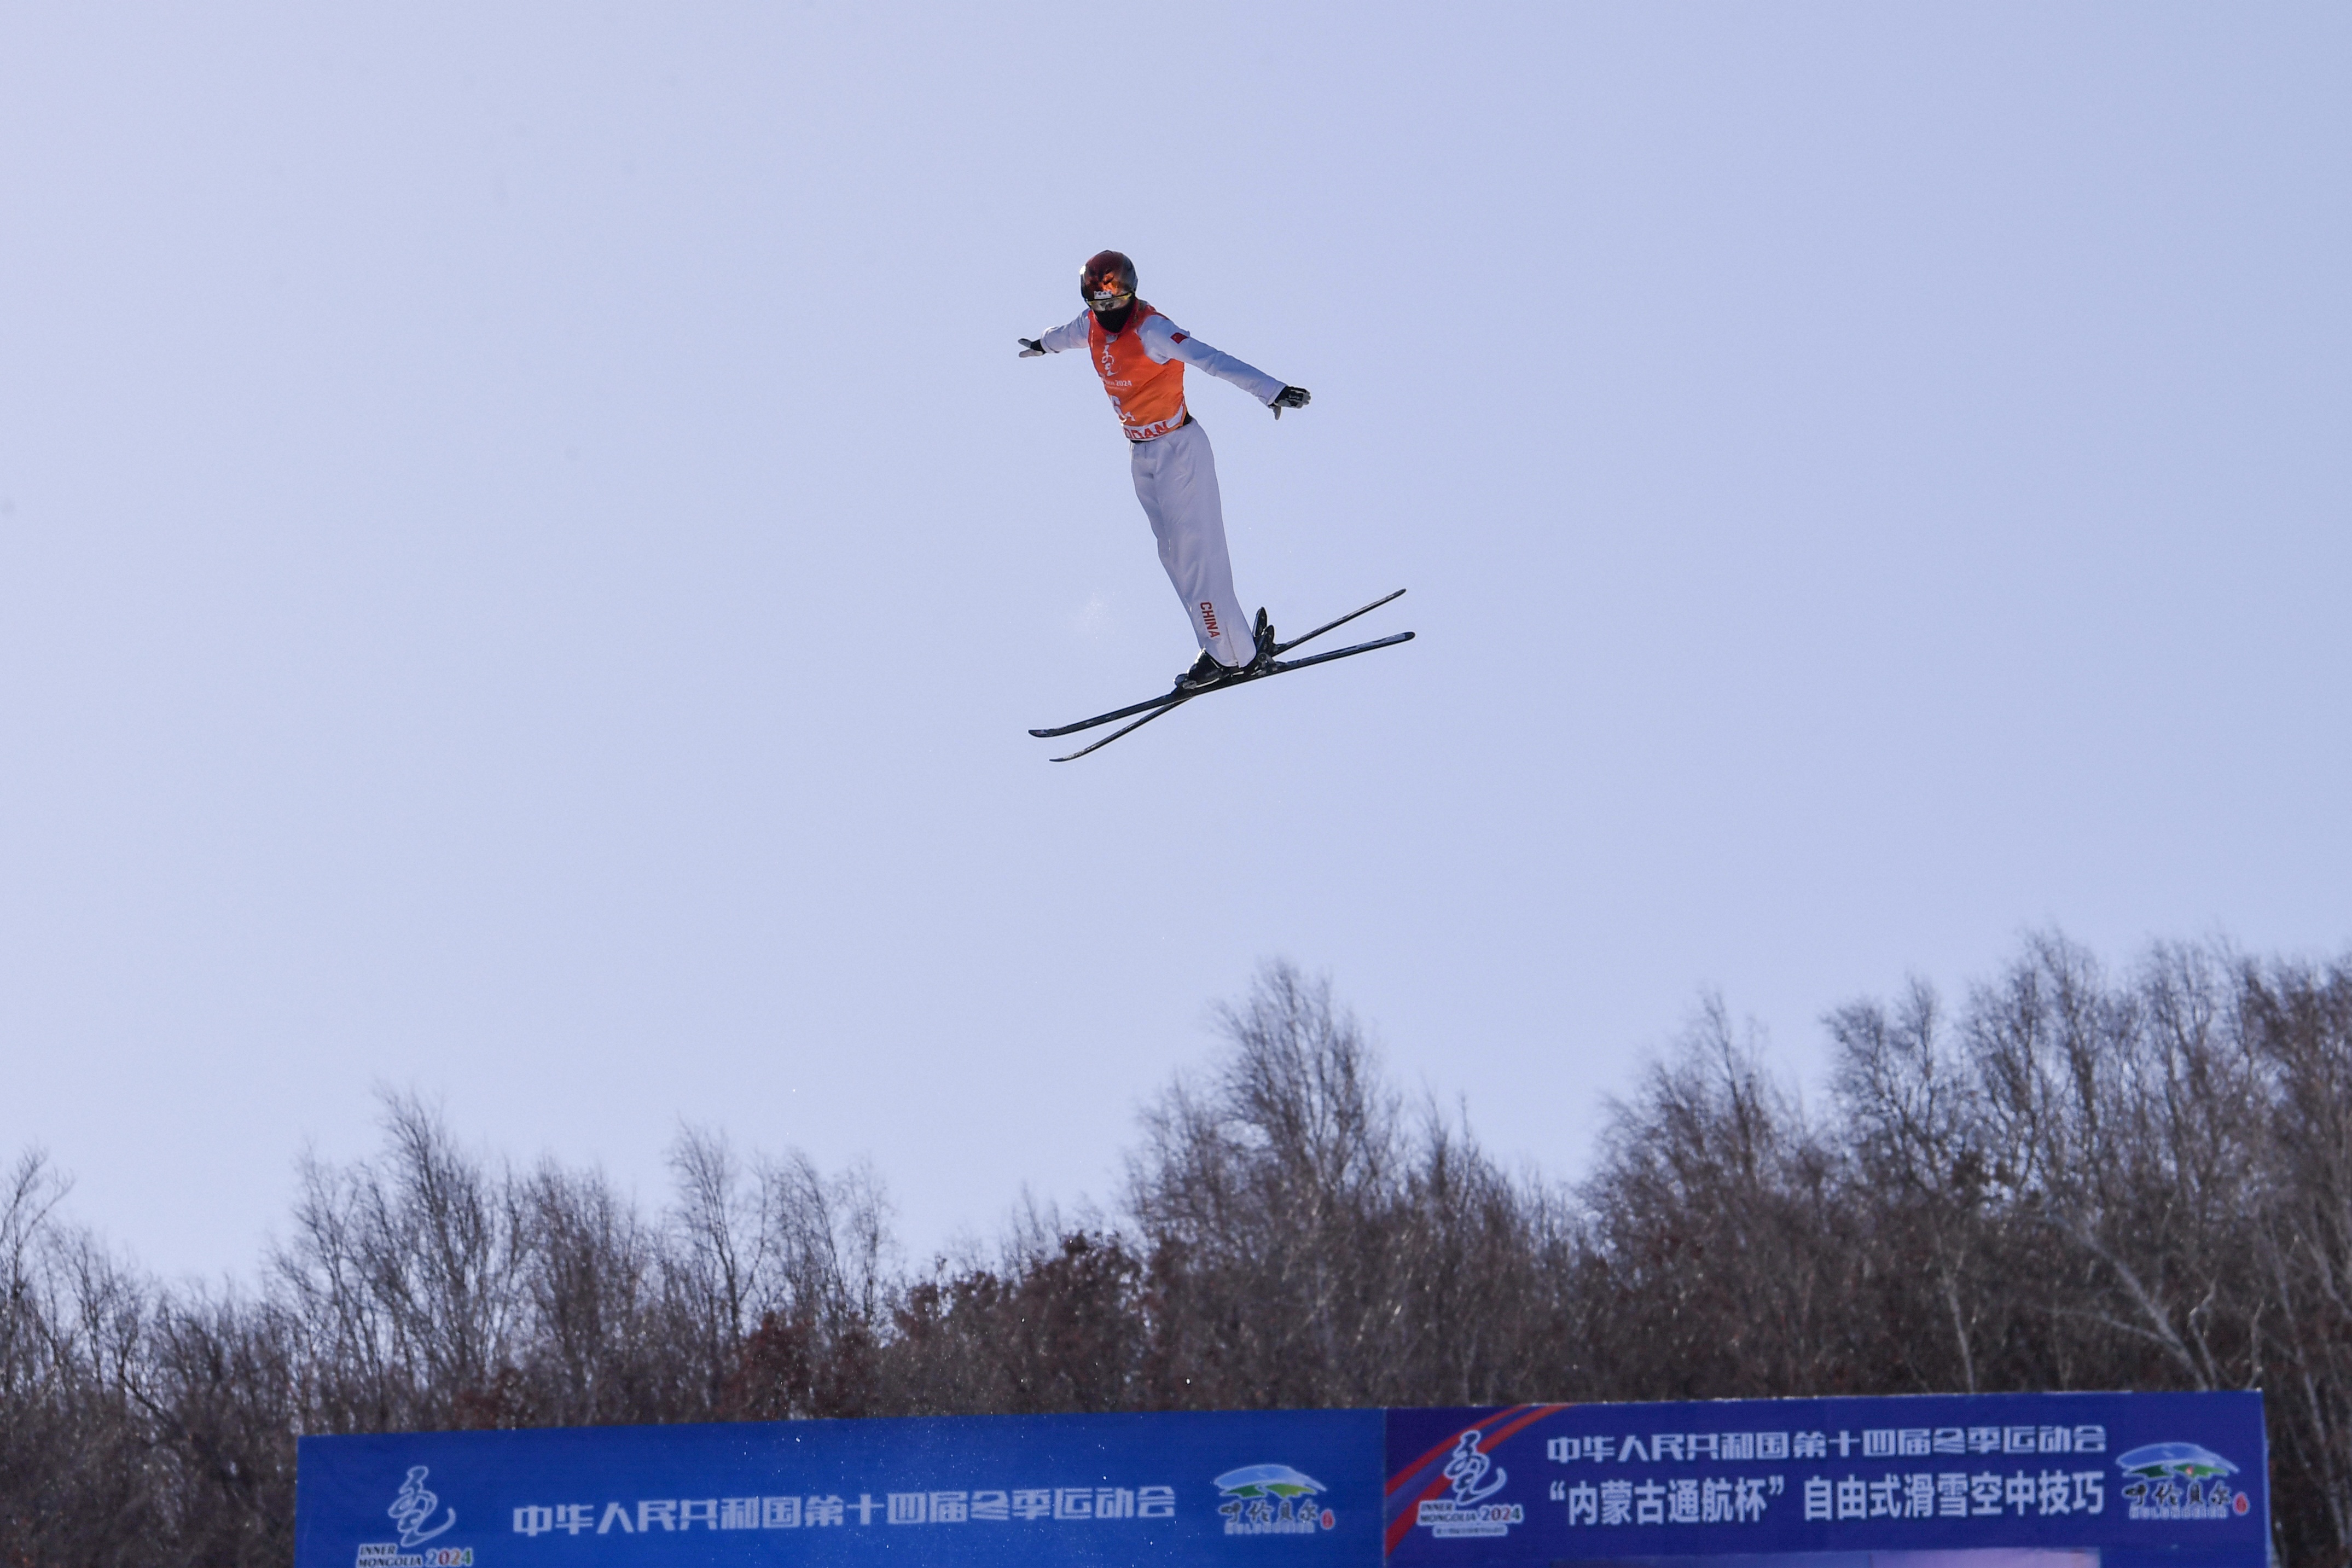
[
  {"xmin": 1018, "ymin": 312, "xmax": 1093, "ymax": 358},
  {"xmin": 1141, "ymin": 317, "xmax": 1309, "ymax": 419}
]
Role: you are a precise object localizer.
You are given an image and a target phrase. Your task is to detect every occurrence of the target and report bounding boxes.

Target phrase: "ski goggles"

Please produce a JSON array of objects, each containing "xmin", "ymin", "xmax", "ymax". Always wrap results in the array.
[{"xmin": 1087, "ymin": 290, "xmax": 1134, "ymax": 312}]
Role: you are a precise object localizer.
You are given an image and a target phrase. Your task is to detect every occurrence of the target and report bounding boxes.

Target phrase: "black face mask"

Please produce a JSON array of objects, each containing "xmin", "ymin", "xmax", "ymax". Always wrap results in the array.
[{"xmin": 1091, "ymin": 302, "xmax": 1135, "ymax": 335}]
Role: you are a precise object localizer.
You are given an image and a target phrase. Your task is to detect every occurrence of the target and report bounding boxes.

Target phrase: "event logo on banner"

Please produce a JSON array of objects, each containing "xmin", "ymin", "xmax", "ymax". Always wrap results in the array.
[
  {"xmin": 2116, "ymin": 1441, "xmax": 2251, "ymax": 1521},
  {"xmin": 1408, "ymin": 1431, "xmax": 1523, "ymax": 1540},
  {"xmin": 387, "ymin": 1467, "xmax": 458, "ymax": 1547},
  {"xmin": 1213, "ymin": 1464, "xmax": 1335, "ymax": 1535},
  {"xmin": 1384, "ymin": 1391, "xmax": 2268, "ymax": 1568},
  {"xmin": 352, "ymin": 1466, "xmax": 472, "ymax": 1568}
]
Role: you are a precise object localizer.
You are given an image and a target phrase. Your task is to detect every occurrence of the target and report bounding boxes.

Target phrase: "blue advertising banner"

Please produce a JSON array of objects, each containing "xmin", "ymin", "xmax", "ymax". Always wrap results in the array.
[
  {"xmin": 294, "ymin": 1409, "xmax": 1383, "ymax": 1568},
  {"xmin": 296, "ymin": 1393, "xmax": 2266, "ymax": 1568},
  {"xmin": 1384, "ymin": 1392, "xmax": 2267, "ymax": 1568}
]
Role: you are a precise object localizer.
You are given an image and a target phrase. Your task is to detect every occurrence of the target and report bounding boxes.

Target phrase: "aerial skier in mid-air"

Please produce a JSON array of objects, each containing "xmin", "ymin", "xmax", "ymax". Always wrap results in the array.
[{"xmin": 1018, "ymin": 250, "xmax": 1411, "ymax": 761}]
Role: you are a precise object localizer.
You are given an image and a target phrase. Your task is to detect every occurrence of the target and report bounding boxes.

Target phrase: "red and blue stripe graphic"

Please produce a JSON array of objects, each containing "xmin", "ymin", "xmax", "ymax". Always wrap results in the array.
[{"xmin": 1381, "ymin": 1404, "xmax": 1569, "ymax": 1557}]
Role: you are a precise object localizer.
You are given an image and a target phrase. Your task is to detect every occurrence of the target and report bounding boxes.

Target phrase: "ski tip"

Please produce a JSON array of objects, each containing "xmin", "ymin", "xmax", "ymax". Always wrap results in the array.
[{"xmin": 1026, "ymin": 729, "xmax": 1055, "ymax": 737}]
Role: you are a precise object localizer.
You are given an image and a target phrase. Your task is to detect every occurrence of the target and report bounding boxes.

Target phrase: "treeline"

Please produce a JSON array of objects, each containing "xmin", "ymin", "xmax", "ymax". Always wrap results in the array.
[{"xmin": 4, "ymin": 938, "xmax": 2349, "ymax": 1566}]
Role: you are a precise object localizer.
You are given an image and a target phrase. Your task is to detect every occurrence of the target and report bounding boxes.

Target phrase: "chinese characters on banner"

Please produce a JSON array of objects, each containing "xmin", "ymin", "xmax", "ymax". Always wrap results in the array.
[
  {"xmin": 1385, "ymin": 1393, "xmax": 2266, "ymax": 1568},
  {"xmin": 507, "ymin": 1485, "xmax": 1177, "ymax": 1537}
]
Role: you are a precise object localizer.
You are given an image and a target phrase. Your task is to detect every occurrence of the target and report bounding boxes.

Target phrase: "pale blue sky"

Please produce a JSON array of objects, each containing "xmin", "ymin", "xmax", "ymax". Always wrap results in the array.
[{"xmin": 2, "ymin": 4, "xmax": 2345, "ymax": 1279}]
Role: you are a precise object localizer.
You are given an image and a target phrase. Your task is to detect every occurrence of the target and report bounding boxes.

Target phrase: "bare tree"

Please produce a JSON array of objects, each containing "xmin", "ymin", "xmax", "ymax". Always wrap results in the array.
[
  {"xmin": 2241, "ymin": 956, "xmax": 2352, "ymax": 1554},
  {"xmin": 271, "ymin": 1091, "xmax": 530, "ymax": 1432},
  {"xmin": 1129, "ymin": 961, "xmax": 1570, "ymax": 1408}
]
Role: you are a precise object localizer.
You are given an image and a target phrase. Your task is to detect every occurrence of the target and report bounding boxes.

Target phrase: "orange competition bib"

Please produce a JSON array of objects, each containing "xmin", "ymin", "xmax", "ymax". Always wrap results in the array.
[{"xmin": 1087, "ymin": 303, "xmax": 1188, "ymax": 441}]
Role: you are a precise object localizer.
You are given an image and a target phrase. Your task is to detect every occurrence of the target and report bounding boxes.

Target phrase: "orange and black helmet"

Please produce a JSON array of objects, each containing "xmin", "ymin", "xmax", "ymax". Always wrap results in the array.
[{"xmin": 1080, "ymin": 249, "xmax": 1137, "ymax": 313}]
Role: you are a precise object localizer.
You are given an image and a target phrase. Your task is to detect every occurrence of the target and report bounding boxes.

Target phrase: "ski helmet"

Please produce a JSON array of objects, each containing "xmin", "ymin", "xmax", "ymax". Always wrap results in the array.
[{"xmin": 1080, "ymin": 249, "xmax": 1137, "ymax": 313}]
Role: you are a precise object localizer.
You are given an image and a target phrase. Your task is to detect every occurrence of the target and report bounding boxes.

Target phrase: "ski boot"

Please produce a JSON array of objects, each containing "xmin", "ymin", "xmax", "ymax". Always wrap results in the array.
[{"xmin": 1175, "ymin": 650, "xmax": 1231, "ymax": 691}]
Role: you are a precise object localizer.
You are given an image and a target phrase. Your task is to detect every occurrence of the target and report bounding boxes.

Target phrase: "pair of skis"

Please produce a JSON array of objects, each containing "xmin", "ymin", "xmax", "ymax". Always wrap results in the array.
[{"xmin": 1029, "ymin": 589, "xmax": 1413, "ymax": 761}]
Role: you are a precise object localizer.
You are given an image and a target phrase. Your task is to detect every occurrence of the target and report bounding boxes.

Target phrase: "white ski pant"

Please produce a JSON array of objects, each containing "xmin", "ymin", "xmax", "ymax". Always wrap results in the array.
[{"xmin": 1129, "ymin": 419, "xmax": 1253, "ymax": 667}]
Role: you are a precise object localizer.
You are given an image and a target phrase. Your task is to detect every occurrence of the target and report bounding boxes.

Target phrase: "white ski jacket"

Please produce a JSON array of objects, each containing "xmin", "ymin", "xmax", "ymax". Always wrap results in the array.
[{"xmin": 1036, "ymin": 311, "xmax": 1288, "ymax": 408}]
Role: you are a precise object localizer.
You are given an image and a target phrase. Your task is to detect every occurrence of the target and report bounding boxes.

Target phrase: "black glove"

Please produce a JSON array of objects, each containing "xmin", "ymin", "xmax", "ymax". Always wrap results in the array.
[
  {"xmin": 1270, "ymin": 385, "xmax": 1311, "ymax": 419},
  {"xmin": 1017, "ymin": 337, "xmax": 1046, "ymax": 358}
]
